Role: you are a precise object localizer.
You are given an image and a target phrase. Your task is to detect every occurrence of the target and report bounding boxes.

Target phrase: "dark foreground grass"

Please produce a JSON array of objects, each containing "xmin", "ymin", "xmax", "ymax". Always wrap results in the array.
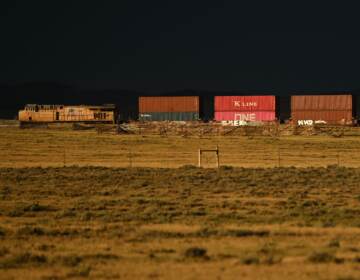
[
  {"xmin": 1, "ymin": 165, "xmax": 360, "ymax": 226},
  {"xmin": 1, "ymin": 166, "xmax": 360, "ymax": 279}
]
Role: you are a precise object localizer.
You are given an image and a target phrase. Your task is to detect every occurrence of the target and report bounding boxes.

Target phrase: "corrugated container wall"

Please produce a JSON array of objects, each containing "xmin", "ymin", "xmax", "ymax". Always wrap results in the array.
[
  {"xmin": 291, "ymin": 95, "xmax": 352, "ymax": 111},
  {"xmin": 139, "ymin": 112, "xmax": 199, "ymax": 121},
  {"xmin": 214, "ymin": 96, "xmax": 276, "ymax": 122},
  {"xmin": 139, "ymin": 96, "xmax": 199, "ymax": 113},
  {"xmin": 139, "ymin": 96, "xmax": 199, "ymax": 121},
  {"xmin": 291, "ymin": 95, "xmax": 353, "ymax": 124}
]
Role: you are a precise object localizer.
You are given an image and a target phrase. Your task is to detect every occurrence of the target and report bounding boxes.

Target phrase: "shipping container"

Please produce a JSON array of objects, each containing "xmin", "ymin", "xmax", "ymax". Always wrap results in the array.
[
  {"xmin": 215, "ymin": 111, "xmax": 275, "ymax": 121},
  {"xmin": 291, "ymin": 95, "xmax": 353, "ymax": 125},
  {"xmin": 291, "ymin": 95, "xmax": 352, "ymax": 111},
  {"xmin": 215, "ymin": 96, "xmax": 275, "ymax": 112},
  {"xmin": 139, "ymin": 96, "xmax": 199, "ymax": 113},
  {"xmin": 139, "ymin": 112, "xmax": 199, "ymax": 121}
]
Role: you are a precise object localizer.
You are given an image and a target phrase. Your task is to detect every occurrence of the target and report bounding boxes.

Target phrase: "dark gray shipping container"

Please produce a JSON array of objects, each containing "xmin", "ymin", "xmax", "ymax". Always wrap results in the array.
[{"xmin": 139, "ymin": 112, "xmax": 199, "ymax": 121}]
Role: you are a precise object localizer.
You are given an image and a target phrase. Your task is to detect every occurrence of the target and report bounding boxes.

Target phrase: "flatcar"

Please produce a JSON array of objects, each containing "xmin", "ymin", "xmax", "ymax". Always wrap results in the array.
[{"xmin": 18, "ymin": 104, "xmax": 115, "ymax": 123}]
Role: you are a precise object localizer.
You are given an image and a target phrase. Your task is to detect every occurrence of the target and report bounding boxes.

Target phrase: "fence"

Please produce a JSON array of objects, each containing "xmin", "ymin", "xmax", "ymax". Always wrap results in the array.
[
  {"xmin": 2, "ymin": 122, "xmax": 360, "ymax": 169},
  {"xmin": 16, "ymin": 143, "xmax": 360, "ymax": 169}
]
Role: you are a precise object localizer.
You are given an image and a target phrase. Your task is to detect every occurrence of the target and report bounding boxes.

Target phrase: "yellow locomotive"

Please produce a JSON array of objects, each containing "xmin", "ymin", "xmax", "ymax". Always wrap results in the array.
[{"xmin": 18, "ymin": 104, "xmax": 115, "ymax": 123}]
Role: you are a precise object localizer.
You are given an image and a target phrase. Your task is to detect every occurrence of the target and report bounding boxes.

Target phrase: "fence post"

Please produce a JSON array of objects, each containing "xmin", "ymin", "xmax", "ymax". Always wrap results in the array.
[
  {"xmin": 278, "ymin": 147, "xmax": 281, "ymax": 167},
  {"xmin": 128, "ymin": 149, "xmax": 133, "ymax": 168},
  {"xmin": 198, "ymin": 149, "xmax": 201, "ymax": 167},
  {"xmin": 63, "ymin": 147, "xmax": 66, "ymax": 167},
  {"xmin": 198, "ymin": 147, "xmax": 220, "ymax": 169}
]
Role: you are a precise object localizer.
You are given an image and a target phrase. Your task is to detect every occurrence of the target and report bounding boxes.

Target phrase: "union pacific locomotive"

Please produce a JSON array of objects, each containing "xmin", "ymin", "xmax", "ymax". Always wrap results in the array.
[{"xmin": 18, "ymin": 104, "xmax": 115, "ymax": 123}]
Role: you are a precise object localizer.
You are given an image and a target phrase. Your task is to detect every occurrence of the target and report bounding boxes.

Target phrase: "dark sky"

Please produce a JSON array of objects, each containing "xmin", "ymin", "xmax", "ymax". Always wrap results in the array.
[{"xmin": 1, "ymin": 1, "xmax": 360, "ymax": 92}]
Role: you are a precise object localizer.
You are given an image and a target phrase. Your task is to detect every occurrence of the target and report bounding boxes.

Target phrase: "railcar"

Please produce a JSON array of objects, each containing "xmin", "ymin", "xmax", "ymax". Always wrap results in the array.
[{"xmin": 18, "ymin": 104, "xmax": 115, "ymax": 123}]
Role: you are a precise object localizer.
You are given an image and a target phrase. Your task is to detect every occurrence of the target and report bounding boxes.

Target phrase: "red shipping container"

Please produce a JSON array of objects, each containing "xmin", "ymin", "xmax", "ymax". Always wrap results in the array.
[
  {"xmin": 215, "ymin": 111, "xmax": 276, "ymax": 121},
  {"xmin": 139, "ymin": 96, "xmax": 199, "ymax": 113},
  {"xmin": 215, "ymin": 96, "xmax": 275, "ymax": 112},
  {"xmin": 291, "ymin": 95, "xmax": 352, "ymax": 111}
]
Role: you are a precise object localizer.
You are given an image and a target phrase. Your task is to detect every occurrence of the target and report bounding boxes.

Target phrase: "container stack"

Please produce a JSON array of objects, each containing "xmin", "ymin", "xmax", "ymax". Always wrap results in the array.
[
  {"xmin": 139, "ymin": 96, "xmax": 199, "ymax": 121},
  {"xmin": 214, "ymin": 96, "xmax": 276, "ymax": 122},
  {"xmin": 291, "ymin": 95, "xmax": 353, "ymax": 125}
]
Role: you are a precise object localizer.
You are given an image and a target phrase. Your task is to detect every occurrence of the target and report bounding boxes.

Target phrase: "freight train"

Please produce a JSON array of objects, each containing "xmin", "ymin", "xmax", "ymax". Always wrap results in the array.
[
  {"xmin": 137, "ymin": 94, "xmax": 354, "ymax": 125},
  {"xmin": 18, "ymin": 94, "xmax": 356, "ymax": 126}
]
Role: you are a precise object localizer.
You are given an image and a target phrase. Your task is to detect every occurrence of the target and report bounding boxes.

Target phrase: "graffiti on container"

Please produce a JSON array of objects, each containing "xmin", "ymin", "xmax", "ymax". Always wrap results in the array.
[
  {"xmin": 235, "ymin": 113, "xmax": 256, "ymax": 121},
  {"xmin": 139, "ymin": 114, "xmax": 152, "ymax": 120},
  {"xmin": 233, "ymin": 101, "xmax": 258, "ymax": 108},
  {"xmin": 297, "ymin": 120, "xmax": 327, "ymax": 126},
  {"xmin": 220, "ymin": 113, "xmax": 258, "ymax": 126},
  {"xmin": 297, "ymin": 120, "xmax": 313, "ymax": 126},
  {"xmin": 221, "ymin": 120, "xmax": 248, "ymax": 126}
]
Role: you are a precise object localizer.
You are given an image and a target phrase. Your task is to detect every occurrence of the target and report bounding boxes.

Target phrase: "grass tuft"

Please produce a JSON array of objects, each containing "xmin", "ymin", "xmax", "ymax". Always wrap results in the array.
[
  {"xmin": 308, "ymin": 252, "xmax": 336, "ymax": 263},
  {"xmin": 184, "ymin": 247, "xmax": 209, "ymax": 260}
]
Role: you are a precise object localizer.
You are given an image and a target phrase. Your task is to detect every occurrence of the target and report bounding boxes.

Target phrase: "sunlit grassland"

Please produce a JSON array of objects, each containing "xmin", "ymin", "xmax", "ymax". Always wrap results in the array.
[
  {"xmin": 1, "ymin": 126, "xmax": 360, "ymax": 168},
  {"xmin": 1, "ymin": 166, "xmax": 360, "ymax": 279}
]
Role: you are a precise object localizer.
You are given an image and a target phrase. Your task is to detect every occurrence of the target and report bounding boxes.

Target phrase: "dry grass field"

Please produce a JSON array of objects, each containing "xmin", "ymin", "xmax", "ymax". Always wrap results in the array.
[
  {"xmin": 2, "ymin": 125, "xmax": 360, "ymax": 279},
  {"xmin": 1, "ymin": 125, "xmax": 360, "ymax": 168}
]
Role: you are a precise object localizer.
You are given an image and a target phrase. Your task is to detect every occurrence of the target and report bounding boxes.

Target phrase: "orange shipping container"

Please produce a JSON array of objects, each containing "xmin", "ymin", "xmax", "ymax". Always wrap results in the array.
[
  {"xmin": 139, "ymin": 96, "xmax": 199, "ymax": 113},
  {"xmin": 291, "ymin": 95, "xmax": 352, "ymax": 111},
  {"xmin": 291, "ymin": 95, "xmax": 353, "ymax": 125}
]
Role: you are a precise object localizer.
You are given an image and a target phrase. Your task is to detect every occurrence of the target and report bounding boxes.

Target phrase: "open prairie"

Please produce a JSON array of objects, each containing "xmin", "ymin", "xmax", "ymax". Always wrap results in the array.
[
  {"xmin": 1, "ymin": 125, "xmax": 360, "ymax": 168},
  {"xmin": 2, "ymin": 125, "xmax": 360, "ymax": 279}
]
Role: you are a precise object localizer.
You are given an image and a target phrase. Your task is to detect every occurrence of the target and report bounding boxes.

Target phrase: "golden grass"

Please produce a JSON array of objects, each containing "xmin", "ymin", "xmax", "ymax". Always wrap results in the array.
[
  {"xmin": 1, "ymin": 126, "xmax": 360, "ymax": 168},
  {"xmin": 1, "ymin": 166, "xmax": 360, "ymax": 279},
  {"xmin": 2, "ymin": 126, "xmax": 360, "ymax": 279}
]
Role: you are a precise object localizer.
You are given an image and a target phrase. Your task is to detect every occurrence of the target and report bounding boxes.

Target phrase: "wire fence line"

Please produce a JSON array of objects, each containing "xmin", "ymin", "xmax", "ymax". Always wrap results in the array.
[
  {"xmin": 2, "ymin": 122, "xmax": 360, "ymax": 168},
  {"xmin": 5, "ymin": 146, "xmax": 357, "ymax": 169}
]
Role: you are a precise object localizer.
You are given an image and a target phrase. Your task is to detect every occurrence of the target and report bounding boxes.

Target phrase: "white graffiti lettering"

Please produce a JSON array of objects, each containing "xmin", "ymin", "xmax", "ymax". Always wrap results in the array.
[
  {"xmin": 221, "ymin": 120, "xmax": 247, "ymax": 126},
  {"xmin": 297, "ymin": 120, "xmax": 314, "ymax": 126},
  {"xmin": 234, "ymin": 113, "xmax": 256, "ymax": 121}
]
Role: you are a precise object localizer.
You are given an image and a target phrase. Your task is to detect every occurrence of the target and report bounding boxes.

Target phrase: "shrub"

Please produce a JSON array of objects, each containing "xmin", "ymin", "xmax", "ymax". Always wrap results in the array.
[
  {"xmin": 308, "ymin": 252, "xmax": 336, "ymax": 263},
  {"xmin": 24, "ymin": 203, "xmax": 50, "ymax": 212},
  {"xmin": 0, "ymin": 252, "xmax": 47, "ymax": 268},
  {"xmin": 241, "ymin": 256, "xmax": 260, "ymax": 265},
  {"xmin": 57, "ymin": 255, "xmax": 83, "ymax": 267},
  {"xmin": 0, "ymin": 227, "xmax": 5, "ymax": 237},
  {"xmin": 0, "ymin": 247, "xmax": 9, "ymax": 257},
  {"xmin": 17, "ymin": 226, "xmax": 45, "ymax": 236},
  {"xmin": 184, "ymin": 247, "xmax": 209, "ymax": 259},
  {"xmin": 66, "ymin": 265, "xmax": 91, "ymax": 278},
  {"xmin": 328, "ymin": 239, "xmax": 341, "ymax": 248},
  {"xmin": 226, "ymin": 229, "xmax": 270, "ymax": 237}
]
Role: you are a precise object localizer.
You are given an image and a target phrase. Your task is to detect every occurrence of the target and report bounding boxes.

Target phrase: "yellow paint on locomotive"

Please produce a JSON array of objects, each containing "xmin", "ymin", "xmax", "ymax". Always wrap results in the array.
[{"xmin": 18, "ymin": 104, "xmax": 115, "ymax": 123}]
